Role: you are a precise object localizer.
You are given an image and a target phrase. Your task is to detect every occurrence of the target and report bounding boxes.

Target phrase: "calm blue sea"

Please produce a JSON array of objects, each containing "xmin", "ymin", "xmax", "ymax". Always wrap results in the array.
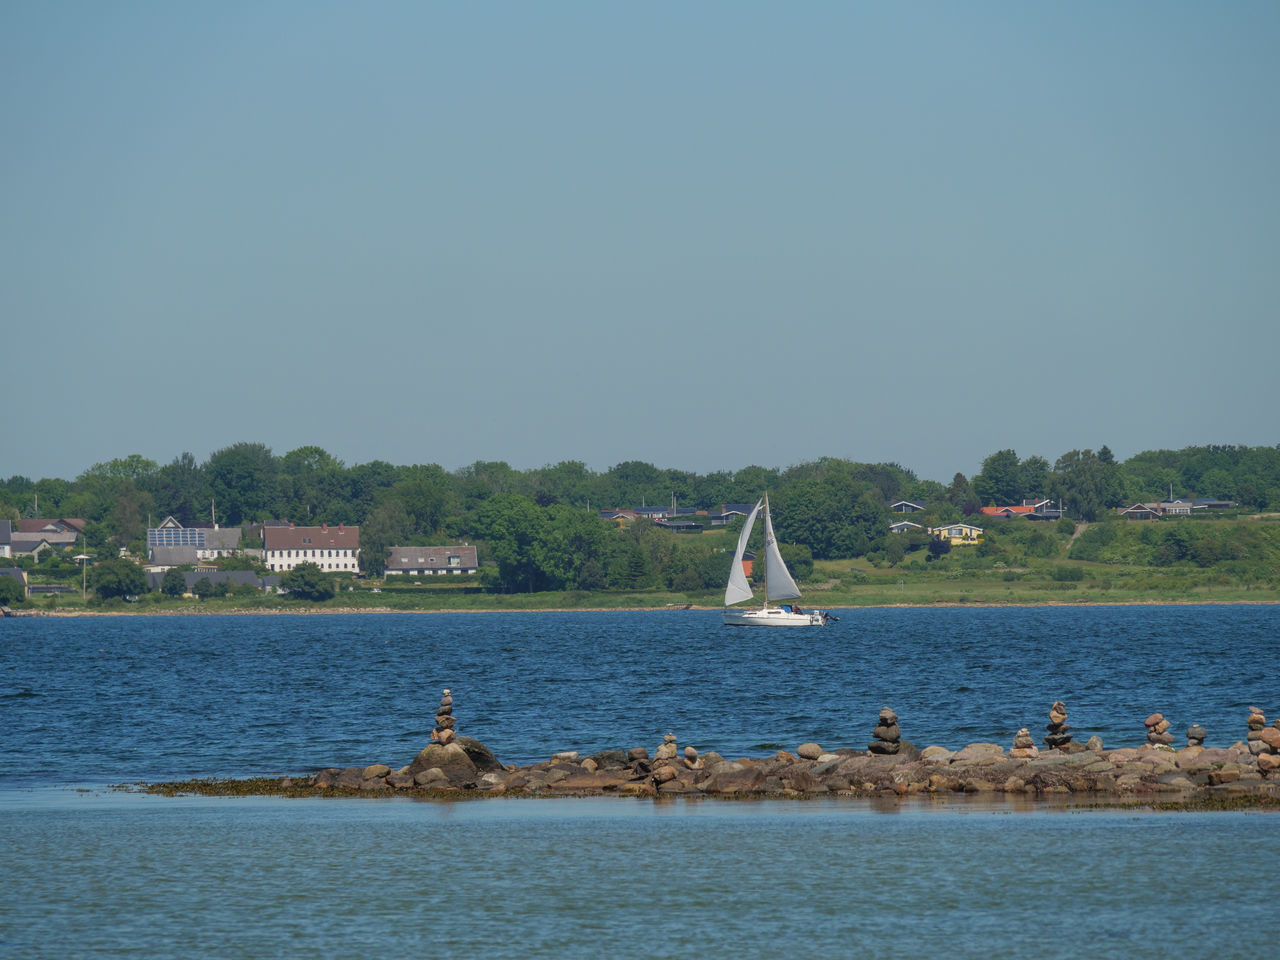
[{"xmin": 2, "ymin": 606, "xmax": 1279, "ymax": 957}]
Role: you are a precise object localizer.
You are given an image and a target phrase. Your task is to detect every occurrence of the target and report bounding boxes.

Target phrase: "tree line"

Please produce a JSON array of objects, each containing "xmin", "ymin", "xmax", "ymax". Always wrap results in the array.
[{"xmin": 2, "ymin": 442, "xmax": 1278, "ymax": 593}]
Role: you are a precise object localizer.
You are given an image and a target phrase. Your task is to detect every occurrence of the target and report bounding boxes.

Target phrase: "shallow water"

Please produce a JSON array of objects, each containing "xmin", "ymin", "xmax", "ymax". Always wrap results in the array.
[{"xmin": 2, "ymin": 792, "xmax": 1277, "ymax": 959}]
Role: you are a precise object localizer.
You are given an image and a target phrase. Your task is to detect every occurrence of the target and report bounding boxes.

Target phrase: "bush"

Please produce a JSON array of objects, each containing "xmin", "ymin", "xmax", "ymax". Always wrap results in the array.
[
  {"xmin": 161, "ymin": 568, "xmax": 186, "ymax": 597},
  {"xmin": 90, "ymin": 558, "xmax": 147, "ymax": 600},
  {"xmin": 1051, "ymin": 565, "xmax": 1085, "ymax": 581},
  {"xmin": 281, "ymin": 562, "xmax": 336, "ymax": 602},
  {"xmin": 0, "ymin": 576, "xmax": 26, "ymax": 605}
]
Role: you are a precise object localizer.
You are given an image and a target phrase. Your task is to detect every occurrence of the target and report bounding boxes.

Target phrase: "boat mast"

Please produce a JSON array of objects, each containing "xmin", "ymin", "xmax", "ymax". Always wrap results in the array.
[{"xmin": 762, "ymin": 494, "xmax": 770, "ymax": 612}]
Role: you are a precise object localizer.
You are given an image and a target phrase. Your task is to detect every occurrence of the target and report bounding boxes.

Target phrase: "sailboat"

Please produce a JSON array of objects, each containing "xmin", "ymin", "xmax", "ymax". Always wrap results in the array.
[{"xmin": 723, "ymin": 495, "xmax": 833, "ymax": 627}]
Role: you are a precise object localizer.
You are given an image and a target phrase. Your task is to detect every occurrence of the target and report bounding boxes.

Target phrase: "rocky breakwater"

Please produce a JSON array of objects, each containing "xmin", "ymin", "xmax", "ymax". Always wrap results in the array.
[{"xmin": 286, "ymin": 698, "xmax": 1280, "ymax": 803}]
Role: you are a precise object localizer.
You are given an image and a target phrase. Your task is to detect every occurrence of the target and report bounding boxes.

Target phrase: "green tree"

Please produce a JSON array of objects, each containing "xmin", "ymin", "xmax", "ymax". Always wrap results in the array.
[
  {"xmin": 192, "ymin": 576, "xmax": 217, "ymax": 600},
  {"xmin": 1020, "ymin": 456, "xmax": 1051, "ymax": 499},
  {"xmin": 393, "ymin": 465, "xmax": 453, "ymax": 535},
  {"xmin": 206, "ymin": 442, "xmax": 278, "ymax": 525},
  {"xmin": 972, "ymin": 449, "xmax": 1022, "ymax": 505},
  {"xmin": 473, "ymin": 494, "xmax": 546, "ymax": 592},
  {"xmin": 359, "ymin": 499, "xmax": 411, "ymax": 576},
  {"xmin": 536, "ymin": 505, "xmax": 612, "ymax": 590},
  {"xmin": 885, "ymin": 536, "xmax": 906, "ymax": 567},
  {"xmin": 0, "ymin": 575, "xmax": 26, "ymax": 605},
  {"xmin": 153, "ymin": 452, "xmax": 209, "ymax": 527},
  {"xmin": 945, "ymin": 473, "xmax": 980, "ymax": 515},
  {"xmin": 161, "ymin": 568, "xmax": 187, "ymax": 597},
  {"xmin": 281, "ymin": 562, "xmax": 336, "ymax": 601},
  {"xmin": 90, "ymin": 558, "xmax": 147, "ymax": 600},
  {"xmin": 1051, "ymin": 449, "xmax": 1119, "ymax": 522},
  {"xmin": 276, "ymin": 446, "xmax": 348, "ymax": 522},
  {"xmin": 110, "ymin": 479, "xmax": 154, "ymax": 549}
]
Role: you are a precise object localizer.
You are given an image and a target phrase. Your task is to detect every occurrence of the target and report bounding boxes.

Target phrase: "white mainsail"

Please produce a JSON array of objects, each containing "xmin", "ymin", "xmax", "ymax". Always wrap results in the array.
[
  {"xmin": 762, "ymin": 494, "xmax": 801, "ymax": 601},
  {"xmin": 724, "ymin": 500, "xmax": 762, "ymax": 607}
]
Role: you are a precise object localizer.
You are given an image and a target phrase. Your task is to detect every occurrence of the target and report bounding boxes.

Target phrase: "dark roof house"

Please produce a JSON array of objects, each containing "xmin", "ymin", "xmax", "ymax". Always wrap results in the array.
[{"xmin": 385, "ymin": 545, "xmax": 479, "ymax": 575}]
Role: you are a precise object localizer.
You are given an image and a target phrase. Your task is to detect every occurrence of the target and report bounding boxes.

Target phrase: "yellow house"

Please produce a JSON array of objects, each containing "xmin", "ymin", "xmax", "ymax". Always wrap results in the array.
[{"xmin": 929, "ymin": 522, "xmax": 984, "ymax": 545}]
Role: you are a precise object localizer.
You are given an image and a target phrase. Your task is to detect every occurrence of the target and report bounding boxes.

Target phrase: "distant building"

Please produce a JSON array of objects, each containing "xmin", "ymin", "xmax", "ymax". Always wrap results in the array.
[
  {"xmin": 710, "ymin": 504, "xmax": 756, "ymax": 525},
  {"xmin": 889, "ymin": 500, "xmax": 928, "ymax": 514},
  {"xmin": 9, "ymin": 518, "xmax": 85, "ymax": 557},
  {"xmin": 929, "ymin": 522, "xmax": 984, "ymax": 545},
  {"xmin": 385, "ymin": 545, "xmax": 479, "ymax": 576},
  {"xmin": 264, "ymin": 523, "xmax": 360, "ymax": 573},
  {"xmin": 147, "ymin": 518, "xmax": 241, "ymax": 560}
]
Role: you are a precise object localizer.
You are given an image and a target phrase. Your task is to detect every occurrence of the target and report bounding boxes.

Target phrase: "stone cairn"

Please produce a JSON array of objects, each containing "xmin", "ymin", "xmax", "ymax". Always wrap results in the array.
[
  {"xmin": 1246, "ymin": 707, "xmax": 1267, "ymax": 755},
  {"xmin": 1144, "ymin": 712, "xmax": 1175, "ymax": 747},
  {"xmin": 431, "ymin": 688, "xmax": 456, "ymax": 745},
  {"xmin": 1010, "ymin": 727, "xmax": 1039, "ymax": 759},
  {"xmin": 1255, "ymin": 711, "xmax": 1280, "ymax": 777},
  {"xmin": 1043, "ymin": 701, "xmax": 1073, "ymax": 750},
  {"xmin": 1186, "ymin": 723, "xmax": 1207, "ymax": 748},
  {"xmin": 655, "ymin": 732, "xmax": 679, "ymax": 761},
  {"xmin": 868, "ymin": 707, "xmax": 901, "ymax": 755}
]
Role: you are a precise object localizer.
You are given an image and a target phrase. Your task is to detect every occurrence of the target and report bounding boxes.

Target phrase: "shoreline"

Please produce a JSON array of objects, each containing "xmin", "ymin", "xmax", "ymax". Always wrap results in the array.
[{"xmin": 10, "ymin": 597, "xmax": 1280, "ymax": 617}]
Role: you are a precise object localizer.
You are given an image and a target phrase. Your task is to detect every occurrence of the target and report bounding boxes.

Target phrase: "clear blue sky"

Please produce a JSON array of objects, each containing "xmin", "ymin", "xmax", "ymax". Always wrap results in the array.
[{"xmin": 4, "ymin": 2, "xmax": 1277, "ymax": 484}]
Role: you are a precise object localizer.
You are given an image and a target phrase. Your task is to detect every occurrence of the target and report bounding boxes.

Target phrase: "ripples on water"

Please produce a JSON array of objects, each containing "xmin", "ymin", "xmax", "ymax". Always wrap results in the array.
[
  {"xmin": 2, "ymin": 607, "xmax": 1279, "ymax": 958},
  {"xmin": 2, "ymin": 606, "xmax": 1277, "ymax": 782},
  {"xmin": 2, "ymin": 794, "xmax": 1277, "ymax": 959}
]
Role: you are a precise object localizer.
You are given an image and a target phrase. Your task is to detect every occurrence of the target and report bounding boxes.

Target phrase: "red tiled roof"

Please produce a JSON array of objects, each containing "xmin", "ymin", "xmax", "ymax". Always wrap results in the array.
[{"xmin": 263, "ymin": 524, "xmax": 359, "ymax": 550}]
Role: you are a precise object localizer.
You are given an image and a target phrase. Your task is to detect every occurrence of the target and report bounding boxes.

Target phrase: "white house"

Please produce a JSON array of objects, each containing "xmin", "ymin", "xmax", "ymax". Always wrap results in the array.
[{"xmin": 264, "ymin": 523, "xmax": 360, "ymax": 573}]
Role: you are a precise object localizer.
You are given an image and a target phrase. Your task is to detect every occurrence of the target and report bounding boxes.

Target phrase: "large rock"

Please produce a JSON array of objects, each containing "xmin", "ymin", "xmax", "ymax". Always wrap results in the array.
[
  {"xmin": 455, "ymin": 736, "xmax": 504, "ymax": 773},
  {"xmin": 867, "ymin": 739, "xmax": 900, "ymax": 755},
  {"xmin": 698, "ymin": 765, "xmax": 766, "ymax": 794},
  {"xmin": 409, "ymin": 742, "xmax": 478, "ymax": 784},
  {"xmin": 872, "ymin": 723, "xmax": 901, "ymax": 742},
  {"xmin": 952, "ymin": 742, "xmax": 1005, "ymax": 763}
]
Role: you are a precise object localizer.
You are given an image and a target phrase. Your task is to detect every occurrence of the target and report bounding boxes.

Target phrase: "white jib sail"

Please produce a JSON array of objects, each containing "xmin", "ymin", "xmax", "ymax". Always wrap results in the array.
[
  {"xmin": 763, "ymin": 496, "xmax": 802, "ymax": 601},
  {"xmin": 724, "ymin": 500, "xmax": 762, "ymax": 606}
]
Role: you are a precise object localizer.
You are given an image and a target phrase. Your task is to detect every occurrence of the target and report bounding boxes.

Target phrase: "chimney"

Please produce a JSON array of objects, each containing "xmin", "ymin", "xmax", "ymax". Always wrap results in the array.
[
  {"xmin": 339, "ymin": 523, "xmax": 344, "ymax": 532},
  {"xmin": 322, "ymin": 523, "xmax": 327, "ymax": 532}
]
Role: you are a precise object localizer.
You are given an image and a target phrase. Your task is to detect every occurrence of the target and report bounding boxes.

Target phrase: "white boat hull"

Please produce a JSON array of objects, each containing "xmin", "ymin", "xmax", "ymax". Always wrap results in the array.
[{"xmin": 723, "ymin": 606, "xmax": 829, "ymax": 627}]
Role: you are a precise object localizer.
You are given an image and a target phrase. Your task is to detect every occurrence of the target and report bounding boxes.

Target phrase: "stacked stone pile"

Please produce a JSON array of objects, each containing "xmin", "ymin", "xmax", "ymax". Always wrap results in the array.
[
  {"xmin": 1144, "ymin": 712, "xmax": 1175, "ymax": 746},
  {"xmin": 1186, "ymin": 724, "xmax": 1207, "ymax": 748},
  {"xmin": 1009, "ymin": 728, "xmax": 1039, "ymax": 759},
  {"xmin": 1261, "ymin": 718, "xmax": 1280, "ymax": 777},
  {"xmin": 1043, "ymin": 701, "xmax": 1073, "ymax": 749},
  {"xmin": 868, "ymin": 707, "xmax": 901, "ymax": 755},
  {"xmin": 1247, "ymin": 708, "xmax": 1280, "ymax": 777},
  {"xmin": 655, "ymin": 733, "xmax": 678, "ymax": 760},
  {"xmin": 432, "ymin": 688, "xmax": 457, "ymax": 745},
  {"xmin": 1246, "ymin": 707, "xmax": 1266, "ymax": 755}
]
